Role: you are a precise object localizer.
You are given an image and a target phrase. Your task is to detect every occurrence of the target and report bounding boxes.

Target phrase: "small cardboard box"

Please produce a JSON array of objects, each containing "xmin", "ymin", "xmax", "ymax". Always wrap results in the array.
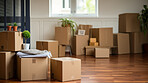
[
  {"xmin": 119, "ymin": 13, "xmax": 140, "ymax": 32},
  {"xmin": 95, "ymin": 48, "xmax": 110, "ymax": 58},
  {"xmin": 113, "ymin": 33, "xmax": 130, "ymax": 54},
  {"xmin": 129, "ymin": 32, "xmax": 148, "ymax": 53},
  {"xmin": 17, "ymin": 57, "xmax": 48, "ymax": 81},
  {"xmin": 72, "ymin": 35, "xmax": 89, "ymax": 55},
  {"xmin": 85, "ymin": 46, "xmax": 99, "ymax": 55},
  {"xmin": 36, "ymin": 40, "xmax": 58, "ymax": 58},
  {"xmin": 89, "ymin": 42, "xmax": 98, "ymax": 46},
  {"xmin": 90, "ymin": 38, "xmax": 96, "ymax": 43},
  {"xmin": 0, "ymin": 31, "xmax": 23, "ymax": 51},
  {"xmin": 90, "ymin": 28, "xmax": 113, "ymax": 47},
  {"xmin": 0, "ymin": 52, "xmax": 15, "ymax": 80},
  {"xmin": 51, "ymin": 57, "xmax": 81, "ymax": 82},
  {"xmin": 77, "ymin": 24, "xmax": 93, "ymax": 35},
  {"xmin": 55, "ymin": 27, "xmax": 71, "ymax": 45},
  {"xmin": 59, "ymin": 45, "xmax": 66, "ymax": 57}
]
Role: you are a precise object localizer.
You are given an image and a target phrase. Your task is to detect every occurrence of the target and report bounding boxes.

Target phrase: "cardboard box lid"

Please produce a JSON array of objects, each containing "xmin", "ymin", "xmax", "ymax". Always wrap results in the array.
[
  {"xmin": 52, "ymin": 57, "xmax": 81, "ymax": 62},
  {"xmin": 36, "ymin": 40, "xmax": 58, "ymax": 43}
]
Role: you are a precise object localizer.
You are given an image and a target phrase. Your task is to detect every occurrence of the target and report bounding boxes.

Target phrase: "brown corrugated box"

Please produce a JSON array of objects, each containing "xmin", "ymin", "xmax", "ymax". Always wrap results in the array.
[
  {"xmin": 89, "ymin": 42, "xmax": 98, "ymax": 46},
  {"xmin": 129, "ymin": 32, "xmax": 148, "ymax": 53},
  {"xmin": 85, "ymin": 46, "xmax": 115, "ymax": 55},
  {"xmin": 90, "ymin": 28, "xmax": 113, "ymax": 47},
  {"xmin": 59, "ymin": 45, "xmax": 65, "ymax": 57},
  {"xmin": 72, "ymin": 35, "xmax": 89, "ymax": 55},
  {"xmin": 51, "ymin": 57, "xmax": 81, "ymax": 82},
  {"xmin": 95, "ymin": 48, "xmax": 110, "ymax": 58},
  {"xmin": 0, "ymin": 31, "xmax": 23, "ymax": 51},
  {"xmin": 17, "ymin": 57, "xmax": 48, "ymax": 81},
  {"xmin": 90, "ymin": 38, "xmax": 96, "ymax": 43},
  {"xmin": 36, "ymin": 40, "xmax": 58, "ymax": 58},
  {"xmin": 77, "ymin": 24, "xmax": 93, "ymax": 35},
  {"xmin": 0, "ymin": 52, "xmax": 15, "ymax": 80},
  {"xmin": 113, "ymin": 33, "xmax": 130, "ymax": 54},
  {"xmin": 55, "ymin": 27, "xmax": 71, "ymax": 45},
  {"xmin": 119, "ymin": 13, "xmax": 140, "ymax": 32}
]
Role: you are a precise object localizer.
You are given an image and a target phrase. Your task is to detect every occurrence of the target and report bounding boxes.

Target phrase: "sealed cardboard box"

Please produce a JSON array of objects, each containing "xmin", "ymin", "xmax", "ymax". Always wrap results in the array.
[
  {"xmin": 55, "ymin": 27, "xmax": 71, "ymax": 45},
  {"xmin": 95, "ymin": 48, "xmax": 110, "ymax": 58},
  {"xmin": 17, "ymin": 57, "xmax": 48, "ymax": 81},
  {"xmin": 90, "ymin": 28, "xmax": 113, "ymax": 47},
  {"xmin": 77, "ymin": 24, "xmax": 93, "ymax": 35},
  {"xmin": 0, "ymin": 31, "xmax": 23, "ymax": 51},
  {"xmin": 85, "ymin": 46, "xmax": 114, "ymax": 55},
  {"xmin": 119, "ymin": 13, "xmax": 140, "ymax": 32},
  {"xmin": 129, "ymin": 32, "xmax": 148, "ymax": 53},
  {"xmin": 113, "ymin": 33, "xmax": 130, "ymax": 54},
  {"xmin": 36, "ymin": 40, "xmax": 58, "ymax": 58},
  {"xmin": 72, "ymin": 35, "xmax": 89, "ymax": 55},
  {"xmin": 59, "ymin": 45, "xmax": 66, "ymax": 57},
  {"xmin": 0, "ymin": 52, "xmax": 15, "ymax": 80},
  {"xmin": 51, "ymin": 57, "xmax": 81, "ymax": 82},
  {"xmin": 90, "ymin": 38, "xmax": 96, "ymax": 43},
  {"xmin": 89, "ymin": 42, "xmax": 98, "ymax": 46}
]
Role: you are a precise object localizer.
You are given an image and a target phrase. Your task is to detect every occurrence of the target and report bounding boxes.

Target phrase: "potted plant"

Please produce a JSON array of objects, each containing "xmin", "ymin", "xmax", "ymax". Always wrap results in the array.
[
  {"xmin": 138, "ymin": 5, "xmax": 148, "ymax": 53},
  {"xmin": 22, "ymin": 30, "xmax": 30, "ymax": 50},
  {"xmin": 13, "ymin": 22, "xmax": 18, "ymax": 31},
  {"xmin": 59, "ymin": 18, "xmax": 78, "ymax": 36},
  {"xmin": 7, "ymin": 23, "xmax": 12, "ymax": 31}
]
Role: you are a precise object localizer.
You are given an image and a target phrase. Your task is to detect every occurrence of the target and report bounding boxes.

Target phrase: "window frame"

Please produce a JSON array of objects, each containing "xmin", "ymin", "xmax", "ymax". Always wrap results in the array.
[{"xmin": 49, "ymin": 0, "xmax": 98, "ymax": 17}]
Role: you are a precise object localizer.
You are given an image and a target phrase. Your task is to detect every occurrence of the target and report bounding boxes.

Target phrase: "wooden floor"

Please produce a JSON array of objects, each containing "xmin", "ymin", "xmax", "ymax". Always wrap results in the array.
[{"xmin": 1, "ymin": 54, "xmax": 148, "ymax": 83}]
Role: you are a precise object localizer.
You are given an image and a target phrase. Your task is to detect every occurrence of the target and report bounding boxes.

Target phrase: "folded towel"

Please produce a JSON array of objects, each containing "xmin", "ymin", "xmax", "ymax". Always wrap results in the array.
[
  {"xmin": 17, "ymin": 51, "xmax": 52, "ymax": 58},
  {"xmin": 20, "ymin": 49, "xmax": 49, "ymax": 55}
]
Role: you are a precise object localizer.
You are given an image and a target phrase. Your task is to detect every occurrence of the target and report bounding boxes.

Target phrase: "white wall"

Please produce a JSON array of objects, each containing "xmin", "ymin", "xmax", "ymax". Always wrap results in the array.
[{"xmin": 30, "ymin": 0, "xmax": 148, "ymax": 48}]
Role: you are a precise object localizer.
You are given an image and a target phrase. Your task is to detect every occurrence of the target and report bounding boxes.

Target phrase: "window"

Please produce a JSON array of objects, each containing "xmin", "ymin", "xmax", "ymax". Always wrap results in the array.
[{"xmin": 49, "ymin": 0, "xmax": 98, "ymax": 17}]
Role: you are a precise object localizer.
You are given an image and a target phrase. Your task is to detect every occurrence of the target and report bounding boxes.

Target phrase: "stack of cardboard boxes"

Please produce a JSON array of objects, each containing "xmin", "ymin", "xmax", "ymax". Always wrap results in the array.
[
  {"xmin": 118, "ymin": 13, "xmax": 148, "ymax": 54},
  {"xmin": 0, "ymin": 31, "xmax": 23, "ymax": 80}
]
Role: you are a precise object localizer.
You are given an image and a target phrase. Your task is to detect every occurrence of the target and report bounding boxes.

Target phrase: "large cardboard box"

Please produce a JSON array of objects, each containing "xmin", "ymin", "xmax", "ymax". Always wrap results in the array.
[
  {"xmin": 36, "ymin": 40, "xmax": 58, "ymax": 58},
  {"xmin": 77, "ymin": 24, "xmax": 93, "ymax": 35},
  {"xmin": 129, "ymin": 32, "xmax": 148, "ymax": 53},
  {"xmin": 95, "ymin": 48, "xmax": 110, "ymax": 58},
  {"xmin": 51, "ymin": 57, "xmax": 81, "ymax": 82},
  {"xmin": 0, "ymin": 52, "xmax": 15, "ymax": 80},
  {"xmin": 55, "ymin": 27, "xmax": 71, "ymax": 45},
  {"xmin": 17, "ymin": 57, "xmax": 48, "ymax": 81},
  {"xmin": 0, "ymin": 31, "xmax": 23, "ymax": 51},
  {"xmin": 72, "ymin": 35, "xmax": 89, "ymax": 55},
  {"xmin": 113, "ymin": 33, "xmax": 130, "ymax": 54},
  {"xmin": 119, "ymin": 13, "xmax": 140, "ymax": 32},
  {"xmin": 59, "ymin": 45, "xmax": 66, "ymax": 57},
  {"xmin": 90, "ymin": 28, "xmax": 113, "ymax": 47}
]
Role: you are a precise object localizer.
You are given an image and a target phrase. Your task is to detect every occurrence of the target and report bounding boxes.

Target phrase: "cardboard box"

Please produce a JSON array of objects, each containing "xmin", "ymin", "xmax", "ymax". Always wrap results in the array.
[
  {"xmin": 0, "ymin": 52, "xmax": 15, "ymax": 80},
  {"xmin": 95, "ymin": 48, "xmax": 110, "ymax": 58},
  {"xmin": 17, "ymin": 57, "xmax": 48, "ymax": 81},
  {"xmin": 113, "ymin": 33, "xmax": 130, "ymax": 54},
  {"xmin": 77, "ymin": 24, "xmax": 93, "ymax": 35},
  {"xmin": 59, "ymin": 45, "xmax": 66, "ymax": 57},
  {"xmin": 36, "ymin": 40, "xmax": 58, "ymax": 58},
  {"xmin": 85, "ymin": 46, "xmax": 115, "ymax": 55},
  {"xmin": 119, "ymin": 13, "xmax": 140, "ymax": 32},
  {"xmin": 0, "ymin": 31, "xmax": 23, "ymax": 51},
  {"xmin": 55, "ymin": 27, "xmax": 71, "ymax": 45},
  {"xmin": 129, "ymin": 32, "xmax": 148, "ymax": 53},
  {"xmin": 90, "ymin": 28, "xmax": 113, "ymax": 47},
  {"xmin": 51, "ymin": 57, "xmax": 81, "ymax": 82},
  {"xmin": 89, "ymin": 42, "xmax": 98, "ymax": 46},
  {"xmin": 90, "ymin": 38, "xmax": 96, "ymax": 43},
  {"xmin": 72, "ymin": 35, "xmax": 89, "ymax": 55}
]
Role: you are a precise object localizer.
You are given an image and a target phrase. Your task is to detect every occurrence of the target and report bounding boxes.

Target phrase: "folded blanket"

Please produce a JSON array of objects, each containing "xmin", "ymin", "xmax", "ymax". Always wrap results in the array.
[
  {"xmin": 17, "ymin": 50, "xmax": 52, "ymax": 58},
  {"xmin": 20, "ymin": 49, "xmax": 49, "ymax": 55}
]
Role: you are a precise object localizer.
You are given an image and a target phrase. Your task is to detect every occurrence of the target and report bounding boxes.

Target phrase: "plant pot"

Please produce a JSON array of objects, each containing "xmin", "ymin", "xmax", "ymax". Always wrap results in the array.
[
  {"xmin": 23, "ymin": 44, "xmax": 30, "ymax": 50},
  {"xmin": 7, "ymin": 26, "xmax": 12, "ymax": 31},
  {"xmin": 143, "ymin": 43, "xmax": 148, "ymax": 53},
  {"xmin": 13, "ymin": 26, "xmax": 18, "ymax": 31}
]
